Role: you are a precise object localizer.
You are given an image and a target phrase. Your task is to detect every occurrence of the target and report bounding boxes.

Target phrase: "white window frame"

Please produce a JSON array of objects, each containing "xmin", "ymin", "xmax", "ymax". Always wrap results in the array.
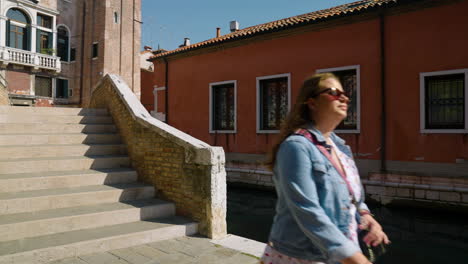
[
  {"xmin": 256, "ymin": 73, "xmax": 291, "ymax": 133},
  {"xmin": 153, "ymin": 85, "xmax": 165, "ymax": 112},
  {"xmin": 6, "ymin": 7, "xmax": 31, "ymax": 50},
  {"xmin": 36, "ymin": 25, "xmax": 52, "ymax": 33},
  {"xmin": 10, "ymin": 20, "xmax": 27, "ymax": 28},
  {"xmin": 209, "ymin": 80, "xmax": 237, "ymax": 134},
  {"xmin": 316, "ymin": 65, "xmax": 361, "ymax": 133},
  {"xmin": 420, "ymin": 68, "xmax": 468, "ymax": 134}
]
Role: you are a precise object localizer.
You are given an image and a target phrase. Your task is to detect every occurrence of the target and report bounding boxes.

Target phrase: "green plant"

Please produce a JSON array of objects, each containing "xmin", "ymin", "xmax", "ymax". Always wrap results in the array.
[{"xmin": 40, "ymin": 48, "xmax": 56, "ymax": 55}]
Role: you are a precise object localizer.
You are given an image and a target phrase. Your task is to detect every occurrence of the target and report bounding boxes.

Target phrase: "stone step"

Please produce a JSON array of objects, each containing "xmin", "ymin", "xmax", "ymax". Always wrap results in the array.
[
  {"xmin": 0, "ymin": 216, "xmax": 197, "ymax": 264},
  {"xmin": 0, "ymin": 123, "xmax": 117, "ymax": 133},
  {"xmin": 0, "ymin": 168, "xmax": 138, "ymax": 193},
  {"xmin": 0, "ymin": 183, "xmax": 155, "ymax": 215},
  {"xmin": 0, "ymin": 114, "xmax": 113, "ymax": 124},
  {"xmin": 0, "ymin": 133, "xmax": 122, "ymax": 146},
  {"xmin": 0, "ymin": 199, "xmax": 175, "ymax": 242},
  {"xmin": 0, "ymin": 144, "xmax": 127, "ymax": 159},
  {"xmin": 0, "ymin": 106, "xmax": 108, "ymax": 116},
  {"xmin": 0, "ymin": 155, "xmax": 130, "ymax": 174}
]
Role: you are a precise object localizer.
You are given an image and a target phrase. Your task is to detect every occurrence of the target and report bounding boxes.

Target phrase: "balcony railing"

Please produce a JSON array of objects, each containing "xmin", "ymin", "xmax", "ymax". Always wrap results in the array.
[{"xmin": 0, "ymin": 46, "xmax": 61, "ymax": 72}]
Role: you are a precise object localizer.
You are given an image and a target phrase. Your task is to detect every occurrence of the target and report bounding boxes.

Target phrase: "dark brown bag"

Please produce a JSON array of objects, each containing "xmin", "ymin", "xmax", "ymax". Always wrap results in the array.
[{"xmin": 358, "ymin": 229, "xmax": 388, "ymax": 262}]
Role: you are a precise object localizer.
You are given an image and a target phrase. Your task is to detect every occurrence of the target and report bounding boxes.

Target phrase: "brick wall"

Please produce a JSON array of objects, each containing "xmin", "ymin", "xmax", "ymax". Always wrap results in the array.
[
  {"xmin": 35, "ymin": 98, "xmax": 54, "ymax": 107},
  {"xmin": 6, "ymin": 70, "xmax": 30, "ymax": 95},
  {"xmin": 90, "ymin": 74, "xmax": 227, "ymax": 239}
]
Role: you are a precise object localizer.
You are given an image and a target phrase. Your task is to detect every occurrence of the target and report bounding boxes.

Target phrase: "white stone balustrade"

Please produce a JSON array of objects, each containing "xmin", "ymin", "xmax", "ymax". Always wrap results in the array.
[{"xmin": 0, "ymin": 46, "xmax": 60, "ymax": 72}]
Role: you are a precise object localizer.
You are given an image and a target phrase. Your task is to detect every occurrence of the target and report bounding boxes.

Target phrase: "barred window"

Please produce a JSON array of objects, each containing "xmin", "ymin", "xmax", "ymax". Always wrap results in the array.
[
  {"xmin": 333, "ymin": 69, "xmax": 358, "ymax": 130},
  {"xmin": 35, "ymin": 76, "xmax": 52, "ymax": 97},
  {"xmin": 425, "ymin": 74, "xmax": 464, "ymax": 129},
  {"xmin": 210, "ymin": 81, "xmax": 236, "ymax": 132},
  {"xmin": 317, "ymin": 66, "xmax": 360, "ymax": 132},
  {"xmin": 258, "ymin": 75, "xmax": 289, "ymax": 131}
]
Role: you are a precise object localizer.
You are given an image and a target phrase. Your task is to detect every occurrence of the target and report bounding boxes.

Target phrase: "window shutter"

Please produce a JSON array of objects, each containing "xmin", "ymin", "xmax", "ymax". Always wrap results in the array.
[
  {"xmin": 6, "ymin": 20, "xmax": 10, "ymax": 47},
  {"xmin": 36, "ymin": 29, "xmax": 41, "ymax": 53},
  {"xmin": 64, "ymin": 79, "xmax": 69, "ymax": 98},
  {"xmin": 48, "ymin": 32, "xmax": 53, "ymax": 50},
  {"xmin": 26, "ymin": 26, "xmax": 31, "ymax": 51},
  {"xmin": 64, "ymin": 35, "xmax": 69, "ymax": 61}
]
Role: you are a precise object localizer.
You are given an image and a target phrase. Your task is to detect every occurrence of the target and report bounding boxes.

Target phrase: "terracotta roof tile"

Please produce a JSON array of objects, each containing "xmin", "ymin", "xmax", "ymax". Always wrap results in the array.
[{"xmin": 150, "ymin": 0, "xmax": 397, "ymax": 60}]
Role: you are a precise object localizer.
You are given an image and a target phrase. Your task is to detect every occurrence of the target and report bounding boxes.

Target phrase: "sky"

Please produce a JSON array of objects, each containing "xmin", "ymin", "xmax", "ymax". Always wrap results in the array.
[{"xmin": 141, "ymin": 0, "xmax": 358, "ymax": 51}]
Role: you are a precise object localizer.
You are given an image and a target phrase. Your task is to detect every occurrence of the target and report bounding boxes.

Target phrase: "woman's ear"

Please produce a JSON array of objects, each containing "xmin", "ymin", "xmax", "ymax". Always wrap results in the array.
[{"xmin": 306, "ymin": 98, "xmax": 316, "ymax": 111}]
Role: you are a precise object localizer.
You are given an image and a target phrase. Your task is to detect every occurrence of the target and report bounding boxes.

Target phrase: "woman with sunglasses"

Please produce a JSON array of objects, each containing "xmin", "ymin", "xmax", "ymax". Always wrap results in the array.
[{"xmin": 261, "ymin": 73, "xmax": 389, "ymax": 264}]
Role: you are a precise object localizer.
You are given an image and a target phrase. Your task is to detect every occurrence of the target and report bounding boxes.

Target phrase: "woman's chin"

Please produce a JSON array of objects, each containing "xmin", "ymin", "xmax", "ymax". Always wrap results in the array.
[{"xmin": 336, "ymin": 111, "xmax": 347, "ymax": 120}]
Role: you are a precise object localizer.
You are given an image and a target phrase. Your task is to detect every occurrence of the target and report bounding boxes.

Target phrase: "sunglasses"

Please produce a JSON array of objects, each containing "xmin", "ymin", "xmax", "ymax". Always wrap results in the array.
[{"xmin": 311, "ymin": 87, "xmax": 349, "ymax": 101}]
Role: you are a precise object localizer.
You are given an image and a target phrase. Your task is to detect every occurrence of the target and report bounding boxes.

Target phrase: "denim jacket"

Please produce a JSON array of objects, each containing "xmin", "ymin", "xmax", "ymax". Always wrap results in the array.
[{"xmin": 268, "ymin": 126, "xmax": 369, "ymax": 264}]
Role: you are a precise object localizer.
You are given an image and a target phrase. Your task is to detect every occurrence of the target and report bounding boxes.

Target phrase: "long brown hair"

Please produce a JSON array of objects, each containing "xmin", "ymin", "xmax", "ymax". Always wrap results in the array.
[{"xmin": 265, "ymin": 72, "xmax": 339, "ymax": 170}]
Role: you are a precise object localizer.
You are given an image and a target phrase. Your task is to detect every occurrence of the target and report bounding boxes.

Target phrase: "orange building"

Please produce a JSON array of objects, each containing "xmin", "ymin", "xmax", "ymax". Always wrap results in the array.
[{"xmin": 143, "ymin": 0, "xmax": 468, "ymax": 207}]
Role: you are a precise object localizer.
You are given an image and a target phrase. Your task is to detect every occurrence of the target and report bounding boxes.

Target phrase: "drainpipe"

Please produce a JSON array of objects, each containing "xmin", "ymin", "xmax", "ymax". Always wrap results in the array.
[
  {"xmin": 163, "ymin": 57, "xmax": 169, "ymax": 124},
  {"xmin": 79, "ymin": 0, "xmax": 86, "ymax": 106},
  {"xmin": 379, "ymin": 12, "xmax": 387, "ymax": 173}
]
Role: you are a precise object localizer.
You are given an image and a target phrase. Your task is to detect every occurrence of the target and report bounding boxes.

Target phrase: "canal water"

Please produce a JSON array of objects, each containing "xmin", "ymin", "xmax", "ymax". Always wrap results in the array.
[{"xmin": 227, "ymin": 185, "xmax": 468, "ymax": 264}]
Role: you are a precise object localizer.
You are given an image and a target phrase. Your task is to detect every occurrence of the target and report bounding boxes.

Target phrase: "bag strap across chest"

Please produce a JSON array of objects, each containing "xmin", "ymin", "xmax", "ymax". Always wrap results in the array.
[{"xmin": 294, "ymin": 128, "xmax": 356, "ymax": 202}]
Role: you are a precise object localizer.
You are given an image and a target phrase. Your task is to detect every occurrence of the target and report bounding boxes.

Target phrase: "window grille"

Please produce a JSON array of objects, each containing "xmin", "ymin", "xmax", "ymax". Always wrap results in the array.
[
  {"xmin": 332, "ymin": 69, "xmax": 358, "ymax": 130},
  {"xmin": 425, "ymin": 74, "xmax": 464, "ymax": 129},
  {"xmin": 259, "ymin": 77, "xmax": 288, "ymax": 130},
  {"xmin": 35, "ymin": 76, "xmax": 52, "ymax": 97},
  {"xmin": 212, "ymin": 83, "xmax": 235, "ymax": 131}
]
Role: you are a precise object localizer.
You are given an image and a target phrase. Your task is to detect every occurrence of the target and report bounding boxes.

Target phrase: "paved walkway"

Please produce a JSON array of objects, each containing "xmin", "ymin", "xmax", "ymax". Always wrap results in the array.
[{"xmin": 49, "ymin": 235, "xmax": 263, "ymax": 264}]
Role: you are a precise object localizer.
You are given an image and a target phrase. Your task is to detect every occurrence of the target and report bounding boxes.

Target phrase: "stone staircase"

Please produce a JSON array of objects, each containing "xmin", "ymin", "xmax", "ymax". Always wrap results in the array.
[{"xmin": 0, "ymin": 106, "xmax": 197, "ymax": 264}]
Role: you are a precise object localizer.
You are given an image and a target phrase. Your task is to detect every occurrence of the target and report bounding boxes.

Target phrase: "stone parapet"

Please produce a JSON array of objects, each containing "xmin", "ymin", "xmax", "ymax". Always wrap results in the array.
[
  {"xmin": 227, "ymin": 167, "xmax": 274, "ymax": 189},
  {"xmin": 364, "ymin": 173, "xmax": 468, "ymax": 210},
  {"xmin": 0, "ymin": 83, "xmax": 8, "ymax": 106},
  {"xmin": 225, "ymin": 164, "xmax": 468, "ymax": 211},
  {"xmin": 89, "ymin": 74, "xmax": 226, "ymax": 239}
]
